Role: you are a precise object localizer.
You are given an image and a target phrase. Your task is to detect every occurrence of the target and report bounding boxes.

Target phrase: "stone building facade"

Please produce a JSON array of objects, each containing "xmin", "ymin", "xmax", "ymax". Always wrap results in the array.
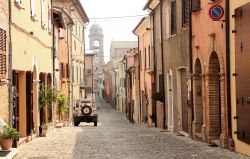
[
  {"xmin": 109, "ymin": 41, "xmax": 137, "ymax": 111},
  {"xmin": 11, "ymin": 0, "xmax": 53, "ymax": 143},
  {"xmin": 191, "ymin": 0, "xmax": 229, "ymax": 147},
  {"xmin": 133, "ymin": 16, "xmax": 155, "ymax": 126}
]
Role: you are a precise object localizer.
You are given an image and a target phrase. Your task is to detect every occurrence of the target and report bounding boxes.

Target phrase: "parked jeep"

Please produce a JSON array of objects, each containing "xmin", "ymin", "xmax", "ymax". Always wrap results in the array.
[{"xmin": 73, "ymin": 99, "xmax": 98, "ymax": 126}]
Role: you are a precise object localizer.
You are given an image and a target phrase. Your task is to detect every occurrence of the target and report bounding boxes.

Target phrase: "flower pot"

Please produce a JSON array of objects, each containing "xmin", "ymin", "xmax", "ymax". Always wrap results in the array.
[
  {"xmin": 0, "ymin": 139, "xmax": 13, "ymax": 150},
  {"xmin": 41, "ymin": 127, "xmax": 47, "ymax": 137}
]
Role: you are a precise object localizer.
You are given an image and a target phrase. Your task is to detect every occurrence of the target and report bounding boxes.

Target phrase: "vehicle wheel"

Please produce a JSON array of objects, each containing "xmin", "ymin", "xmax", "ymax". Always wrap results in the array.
[
  {"xmin": 74, "ymin": 121, "xmax": 79, "ymax": 126},
  {"xmin": 81, "ymin": 105, "xmax": 92, "ymax": 116},
  {"xmin": 94, "ymin": 121, "xmax": 97, "ymax": 126}
]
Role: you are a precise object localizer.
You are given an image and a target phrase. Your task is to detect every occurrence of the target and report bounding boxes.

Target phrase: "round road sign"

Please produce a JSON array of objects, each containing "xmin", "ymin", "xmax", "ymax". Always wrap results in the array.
[{"xmin": 209, "ymin": 5, "xmax": 224, "ymax": 20}]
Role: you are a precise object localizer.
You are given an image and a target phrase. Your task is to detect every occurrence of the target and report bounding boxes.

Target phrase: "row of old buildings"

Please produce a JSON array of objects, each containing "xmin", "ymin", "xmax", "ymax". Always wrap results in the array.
[
  {"xmin": 0, "ymin": 0, "xmax": 89, "ymax": 145},
  {"xmin": 102, "ymin": 0, "xmax": 250, "ymax": 156}
]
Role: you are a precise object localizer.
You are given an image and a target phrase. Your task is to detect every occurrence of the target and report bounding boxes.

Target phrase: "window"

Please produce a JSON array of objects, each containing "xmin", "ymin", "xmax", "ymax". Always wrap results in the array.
[
  {"xmin": 72, "ymin": 66, "xmax": 74, "ymax": 82},
  {"xmin": 171, "ymin": 0, "xmax": 177, "ymax": 35},
  {"xmin": 48, "ymin": 4, "xmax": 52, "ymax": 32},
  {"xmin": 159, "ymin": 74, "xmax": 164, "ymax": 94},
  {"xmin": 75, "ymin": 22, "xmax": 77, "ymax": 36},
  {"xmin": 0, "ymin": 28, "xmax": 7, "ymax": 78},
  {"xmin": 31, "ymin": 0, "xmax": 36, "ymax": 19},
  {"xmin": 148, "ymin": 45, "xmax": 151, "ymax": 67},
  {"xmin": 41, "ymin": 0, "xmax": 45, "ymax": 27},
  {"xmin": 77, "ymin": 67, "xmax": 78, "ymax": 83},
  {"xmin": 74, "ymin": 40, "xmax": 76, "ymax": 51},
  {"xmin": 191, "ymin": 0, "xmax": 201, "ymax": 12},
  {"xmin": 182, "ymin": 0, "xmax": 189, "ymax": 26},
  {"xmin": 139, "ymin": 50, "xmax": 142, "ymax": 69},
  {"xmin": 60, "ymin": 63, "xmax": 64, "ymax": 78},
  {"xmin": 144, "ymin": 47, "xmax": 147, "ymax": 68},
  {"xmin": 66, "ymin": 63, "xmax": 69, "ymax": 78}
]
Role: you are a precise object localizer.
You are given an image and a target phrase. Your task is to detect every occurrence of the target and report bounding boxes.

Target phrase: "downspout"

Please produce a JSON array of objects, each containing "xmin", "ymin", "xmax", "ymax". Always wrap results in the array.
[
  {"xmin": 137, "ymin": 36, "xmax": 141, "ymax": 124},
  {"xmin": 189, "ymin": 0, "xmax": 194, "ymax": 138},
  {"xmin": 8, "ymin": 0, "xmax": 13, "ymax": 126},
  {"xmin": 160, "ymin": 0, "xmax": 166, "ymax": 129},
  {"xmin": 147, "ymin": 6, "xmax": 157, "ymax": 127},
  {"xmin": 225, "ymin": 0, "xmax": 232, "ymax": 143}
]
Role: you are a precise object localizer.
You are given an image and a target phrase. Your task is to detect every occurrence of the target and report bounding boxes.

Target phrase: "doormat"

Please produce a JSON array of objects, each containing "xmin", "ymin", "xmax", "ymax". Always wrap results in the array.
[
  {"xmin": 159, "ymin": 130, "xmax": 171, "ymax": 132},
  {"xmin": 208, "ymin": 143, "xmax": 218, "ymax": 147},
  {"xmin": 0, "ymin": 151, "xmax": 11, "ymax": 157}
]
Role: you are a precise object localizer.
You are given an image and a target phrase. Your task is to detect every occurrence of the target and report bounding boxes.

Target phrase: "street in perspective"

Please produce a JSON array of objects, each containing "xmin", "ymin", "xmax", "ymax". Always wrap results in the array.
[
  {"xmin": 1, "ymin": 0, "xmax": 250, "ymax": 158},
  {"xmin": 14, "ymin": 97, "xmax": 250, "ymax": 159}
]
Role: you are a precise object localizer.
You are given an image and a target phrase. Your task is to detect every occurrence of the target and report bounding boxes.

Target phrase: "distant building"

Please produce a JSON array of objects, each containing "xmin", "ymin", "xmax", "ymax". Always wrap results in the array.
[{"xmin": 109, "ymin": 41, "xmax": 137, "ymax": 111}]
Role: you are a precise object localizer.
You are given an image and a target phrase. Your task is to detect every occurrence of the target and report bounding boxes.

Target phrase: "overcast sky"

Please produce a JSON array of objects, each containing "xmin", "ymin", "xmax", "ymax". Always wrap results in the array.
[{"xmin": 80, "ymin": 0, "xmax": 148, "ymax": 63}]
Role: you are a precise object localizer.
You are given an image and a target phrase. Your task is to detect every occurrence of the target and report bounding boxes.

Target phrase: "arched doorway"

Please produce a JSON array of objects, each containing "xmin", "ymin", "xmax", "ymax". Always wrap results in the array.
[
  {"xmin": 208, "ymin": 52, "xmax": 221, "ymax": 139},
  {"xmin": 193, "ymin": 59, "xmax": 203, "ymax": 135}
]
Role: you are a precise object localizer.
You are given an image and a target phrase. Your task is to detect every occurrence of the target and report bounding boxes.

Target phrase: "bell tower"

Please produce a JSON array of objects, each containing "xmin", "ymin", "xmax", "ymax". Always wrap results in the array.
[
  {"xmin": 88, "ymin": 23, "xmax": 104, "ymax": 92},
  {"xmin": 88, "ymin": 23, "xmax": 104, "ymax": 68}
]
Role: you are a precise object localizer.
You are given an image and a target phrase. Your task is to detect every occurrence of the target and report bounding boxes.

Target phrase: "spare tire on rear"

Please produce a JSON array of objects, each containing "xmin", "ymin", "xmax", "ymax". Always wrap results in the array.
[{"xmin": 81, "ymin": 105, "xmax": 92, "ymax": 116}]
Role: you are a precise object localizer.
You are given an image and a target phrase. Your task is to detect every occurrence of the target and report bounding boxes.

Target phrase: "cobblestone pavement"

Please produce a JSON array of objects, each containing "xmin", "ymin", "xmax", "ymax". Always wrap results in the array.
[{"xmin": 15, "ymin": 97, "xmax": 250, "ymax": 159}]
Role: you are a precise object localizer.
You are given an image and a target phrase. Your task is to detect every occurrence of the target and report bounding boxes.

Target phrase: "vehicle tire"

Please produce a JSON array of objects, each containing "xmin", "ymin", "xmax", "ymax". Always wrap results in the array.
[
  {"xmin": 74, "ymin": 121, "xmax": 79, "ymax": 126},
  {"xmin": 94, "ymin": 121, "xmax": 97, "ymax": 126},
  {"xmin": 81, "ymin": 105, "xmax": 92, "ymax": 116}
]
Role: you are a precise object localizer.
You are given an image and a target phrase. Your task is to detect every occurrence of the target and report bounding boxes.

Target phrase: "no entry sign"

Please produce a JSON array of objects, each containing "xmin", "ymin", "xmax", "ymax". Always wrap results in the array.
[{"xmin": 209, "ymin": 5, "xmax": 224, "ymax": 20}]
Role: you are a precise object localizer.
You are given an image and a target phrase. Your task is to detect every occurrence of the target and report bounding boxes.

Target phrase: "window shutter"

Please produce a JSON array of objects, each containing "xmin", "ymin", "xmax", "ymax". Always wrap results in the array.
[
  {"xmin": 41, "ymin": 0, "xmax": 45, "ymax": 27},
  {"xmin": 159, "ymin": 74, "xmax": 164, "ymax": 94},
  {"xmin": 182, "ymin": 0, "xmax": 189, "ymax": 26},
  {"xmin": 48, "ymin": 4, "xmax": 52, "ymax": 33},
  {"xmin": 31, "ymin": 0, "xmax": 36, "ymax": 18},
  {"xmin": 171, "ymin": 0, "xmax": 177, "ymax": 35},
  {"xmin": 0, "ymin": 28, "xmax": 7, "ymax": 78},
  {"xmin": 191, "ymin": 0, "xmax": 201, "ymax": 12}
]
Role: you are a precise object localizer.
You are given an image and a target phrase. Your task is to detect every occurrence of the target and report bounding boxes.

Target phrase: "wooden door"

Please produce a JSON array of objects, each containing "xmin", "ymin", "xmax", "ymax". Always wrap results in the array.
[
  {"xmin": 235, "ymin": 3, "xmax": 250, "ymax": 144},
  {"xmin": 26, "ymin": 71, "xmax": 33, "ymax": 136}
]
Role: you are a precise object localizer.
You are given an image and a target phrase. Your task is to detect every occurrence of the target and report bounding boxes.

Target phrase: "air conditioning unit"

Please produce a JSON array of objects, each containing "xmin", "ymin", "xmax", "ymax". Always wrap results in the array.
[
  {"xmin": 59, "ymin": 28, "xmax": 65, "ymax": 39},
  {"xmin": 15, "ymin": 0, "xmax": 22, "ymax": 8}
]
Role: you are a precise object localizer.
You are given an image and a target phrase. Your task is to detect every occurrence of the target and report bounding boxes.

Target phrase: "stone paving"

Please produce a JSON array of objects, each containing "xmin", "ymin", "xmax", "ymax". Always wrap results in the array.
[{"xmin": 14, "ymin": 97, "xmax": 250, "ymax": 159}]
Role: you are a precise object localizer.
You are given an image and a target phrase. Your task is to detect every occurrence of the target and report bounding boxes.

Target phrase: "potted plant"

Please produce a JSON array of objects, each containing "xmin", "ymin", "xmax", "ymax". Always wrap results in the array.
[
  {"xmin": 152, "ymin": 92, "xmax": 164, "ymax": 102},
  {"xmin": 57, "ymin": 92, "xmax": 68, "ymax": 122},
  {"xmin": 41, "ymin": 123, "xmax": 48, "ymax": 137},
  {"xmin": 0, "ymin": 125, "xmax": 19, "ymax": 150},
  {"xmin": 39, "ymin": 84, "xmax": 57, "ymax": 136}
]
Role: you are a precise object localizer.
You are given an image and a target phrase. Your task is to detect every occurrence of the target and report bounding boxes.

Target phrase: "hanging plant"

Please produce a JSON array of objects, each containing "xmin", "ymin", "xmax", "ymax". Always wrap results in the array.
[{"xmin": 151, "ymin": 92, "xmax": 164, "ymax": 102}]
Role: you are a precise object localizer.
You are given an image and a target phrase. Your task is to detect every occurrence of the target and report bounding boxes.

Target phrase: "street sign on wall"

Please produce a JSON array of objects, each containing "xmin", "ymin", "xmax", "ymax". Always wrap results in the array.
[{"xmin": 209, "ymin": 5, "xmax": 224, "ymax": 20}]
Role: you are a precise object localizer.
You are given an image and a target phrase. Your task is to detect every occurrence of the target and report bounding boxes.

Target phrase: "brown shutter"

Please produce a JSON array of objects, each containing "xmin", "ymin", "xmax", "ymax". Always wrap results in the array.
[
  {"xmin": 235, "ymin": 3, "xmax": 250, "ymax": 144},
  {"xmin": 0, "ymin": 28, "xmax": 7, "ymax": 79},
  {"xmin": 191, "ymin": 0, "xmax": 201, "ymax": 12}
]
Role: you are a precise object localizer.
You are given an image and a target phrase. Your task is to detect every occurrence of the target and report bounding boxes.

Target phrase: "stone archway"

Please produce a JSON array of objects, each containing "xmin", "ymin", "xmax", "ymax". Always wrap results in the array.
[
  {"xmin": 193, "ymin": 59, "xmax": 203, "ymax": 138},
  {"xmin": 207, "ymin": 52, "xmax": 221, "ymax": 140}
]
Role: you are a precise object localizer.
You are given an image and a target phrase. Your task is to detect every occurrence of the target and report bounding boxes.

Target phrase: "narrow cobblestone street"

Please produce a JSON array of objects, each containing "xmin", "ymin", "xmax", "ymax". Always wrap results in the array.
[{"xmin": 14, "ymin": 97, "xmax": 250, "ymax": 159}]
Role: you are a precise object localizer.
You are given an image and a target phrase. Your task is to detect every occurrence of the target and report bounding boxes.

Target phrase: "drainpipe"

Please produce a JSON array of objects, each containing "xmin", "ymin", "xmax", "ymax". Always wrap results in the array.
[
  {"xmin": 225, "ymin": 0, "xmax": 232, "ymax": 142},
  {"xmin": 137, "ymin": 36, "xmax": 141, "ymax": 124},
  {"xmin": 146, "ymin": 5, "xmax": 157, "ymax": 128},
  {"xmin": 160, "ymin": 0, "xmax": 166, "ymax": 129},
  {"xmin": 8, "ymin": 0, "xmax": 13, "ymax": 126},
  {"xmin": 52, "ymin": 0, "xmax": 55, "ymax": 124},
  {"xmin": 189, "ymin": 0, "xmax": 194, "ymax": 138}
]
